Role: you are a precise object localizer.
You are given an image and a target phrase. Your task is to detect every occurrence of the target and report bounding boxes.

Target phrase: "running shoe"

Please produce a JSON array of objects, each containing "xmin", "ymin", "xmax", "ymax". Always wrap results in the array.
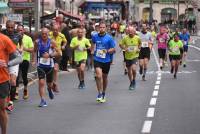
[
  {"xmin": 52, "ymin": 83, "xmax": 59, "ymax": 93},
  {"xmin": 174, "ymin": 74, "xmax": 177, "ymax": 79},
  {"xmin": 81, "ymin": 82, "xmax": 86, "ymax": 89},
  {"xmin": 38, "ymin": 99, "xmax": 47, "ymax": 107},
  {"xmin": 170, "ymin": 68, "xmax": 174, "ymax": 74},
  {"xmin": 100, "ymin": 93, "xmax": 106, "ymax": 103},
  {"xmin": 6, "ymin": 101, "xmax": 14, "ymax": 112},
  {"xmin": 183, "ymin": 63, "xmax": 186, "ymax": 68},
  {"xmin": 96, "ymin": 93, "xmax": 102, "ymax": 102},
  {"xmin": 129, "ymin": 81, "xmax": 136, "ymax": 90},
  {"xmin": 160, "ymin": 66, "xmax": 163, "ymax": 70},
  {"xmin": 23, "ymin": 89, "xmax": 29, "ymax": 100},
  {"xmin": 14, "ymin": 92, "xmax": 19, "ymax": 100},
  {"xmin": 47, "ymin": 88, "xmax": 54, "ymax": 100},
  {"xmin": 142, "ymin": 75, "xmax": 146, "ymax": 81},
  {"xmin": 78, "ymin": 83, "xmax": 82, "ymax": 89}
]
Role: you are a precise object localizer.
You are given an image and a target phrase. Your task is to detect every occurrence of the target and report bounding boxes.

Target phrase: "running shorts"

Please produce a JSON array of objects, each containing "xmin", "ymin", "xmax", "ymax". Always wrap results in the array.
[
  {"xmin": 37, "ymin": 67, "xmax": 54, "ymax": 83},
  {"xmin": 158, "ymin": 49, "xmax": 166, "ymax": 59},
  {"xmin": 139, "ymin": 47, "xmax": 151, "ymax": 60},
  {"xmin": 125, "ymin": 58, "xmax": 138, "ymax": 67},
  {"xmin": 0, "ymin": 81, "xmax": 10, "ymax": 99},
  {"xmin": 94, "ymin": 60, "xmax": 111, "ymax": 74},
  {"xmin": 9, "ymin": 64, "xmax": 19, "ymax": 77},
  {"xmin": 169, "ymin": 55, "xmax": 181, "ymax": 61},
  {"xmin": 75, "ymin": 60, "xmax": 86, "ymax": 67}
]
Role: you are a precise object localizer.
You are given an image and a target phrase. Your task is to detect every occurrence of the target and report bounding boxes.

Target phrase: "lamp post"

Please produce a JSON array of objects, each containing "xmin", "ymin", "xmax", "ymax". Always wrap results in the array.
[{"xmin": 149, "ymin": 0, "xmax": 153, "ymax": 23}]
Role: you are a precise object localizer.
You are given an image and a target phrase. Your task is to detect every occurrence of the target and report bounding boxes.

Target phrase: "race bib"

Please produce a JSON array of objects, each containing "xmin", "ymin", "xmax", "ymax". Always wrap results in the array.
[
  {"xmin": 78, "ymin": 46, "xmax": 84, "ymax": 51},
  {"xmin": 159, "ymin": 38, "xmax": 165, "ymax": 43},
  {"xmin": 96, "ymin": 49, "xmax": 106, "ymax": 58},
  {"xmin": 39, "ymin": 58, "xmax": 51, "ymax": 65},
  {"xmin": 184, "ymin": 41, "xmax": 187, "ymax": 45},
  {"xmin": 141, "ymin": 42, "xmax": 149, "ymax": 48},
  {"xmin": 128, "ymin": 46, "xmax": 136, "ymax": 52},
  {"xmin": 172, "ymin": 46, "xmax": 179, "ymax": 53}
]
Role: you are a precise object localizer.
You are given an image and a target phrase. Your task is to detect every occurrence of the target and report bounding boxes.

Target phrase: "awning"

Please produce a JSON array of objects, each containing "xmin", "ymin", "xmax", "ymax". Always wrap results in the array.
[{"xmin": 0, "ymin": 2, "xmax": 9, "ymax": 13}]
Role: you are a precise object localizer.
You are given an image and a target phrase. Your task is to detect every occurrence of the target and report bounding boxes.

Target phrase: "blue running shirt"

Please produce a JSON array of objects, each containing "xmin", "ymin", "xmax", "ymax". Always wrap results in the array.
[
  {"xmin": 92, "ymin": 33, "xmax": 115, "ymax": 63},
  {"xmin": 179, "ymin": 33, "xmax": 190, "ymax": 46}
]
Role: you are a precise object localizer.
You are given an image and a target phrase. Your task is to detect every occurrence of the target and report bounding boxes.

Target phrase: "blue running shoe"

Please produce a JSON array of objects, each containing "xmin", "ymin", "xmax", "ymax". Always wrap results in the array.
[
  {"xmin": 38, "ymin": 99, "xmax": 47, "ymax": 107},
  {"xmin": 48, "ymin": 89, "xmax": 54, "ymax": 99},
  {"xmin": 100, "ymin": 93, "xmax": 106, "ymax": 103},
  {"xmin": 96, "ymin": 93, "xmax": 102, "ymax": 102}
]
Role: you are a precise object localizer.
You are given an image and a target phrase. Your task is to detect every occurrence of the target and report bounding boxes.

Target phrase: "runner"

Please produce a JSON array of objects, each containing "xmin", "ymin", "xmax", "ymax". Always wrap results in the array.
[
  {"xmin": 70, "ymin": 28, "xmax": 91, "ymax": 89},
  {"xmin": 179, "ymin": 28, "xmax": 190, "ymax": 67},
  {"xmin": 122, "ymin": 27, "xmax": 129, "ymax": 75},
  {"xmin": 16, "ymin": 24, "xmax": 34, "ymax": 100},
  {"xmin": 49, "ymin": 24, "xmax": 67, "ymax": 93},
  {"xmin": 33, "ymin": 28, "xmax": 61, "ymax": 107},
  {"xmin": 138, "ymin": 23, "xmax": 153, "ymax": 81},
  {"xmin": 0, "ymin": 33, "xmax": 22, "ymax": 134},
  {"xmin": 91, "ymin": 22, "xmax": 116, "ymax": 103},
  {"xmin": 168, "ymin": 34, "xmax": 183, "ymax": 79},
  {"xmin": 2, "ymin": 20, "xmax": 23, "ymax": 111},
  {"xmin": 119, "ymin": 26, "xmax": 141, "ymax": 90},
  {"xmin": 156, "ymin": 26, "xmax": 169, "ymax": 70}
]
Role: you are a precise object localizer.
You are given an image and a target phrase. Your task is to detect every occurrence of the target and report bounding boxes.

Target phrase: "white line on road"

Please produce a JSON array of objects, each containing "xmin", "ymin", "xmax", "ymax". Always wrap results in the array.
[
  {"xmin": 147, "ymin": 107, "xmax": 155, "ymax": 118},
  {"xmin": 157, "ymin": 76, "xmax": 161, "ymax": 80},
  {"xmin": 154, "ymin": 85, "xmax": 160, "ymax": 90},
  {"xmin": 189, "ymin": 45, "xmax": 200, "ymax": 51},
  {"xmin": 150, "ymin": 98, "xmax": 157, "ymax": 106},
  {"xmin": 152, "ymin": 90, "xmax": 159, "ymax": 97},
  {"xmin": 152, "ymin": 48, "xmax": 160, "ymax": 71},
  {"xmin": 142, "ymin": 121, "xmax": 152, "ymax": 133},
  {"xmin": 156, "ymin": 81, "xmax": 160, "ymax": 85}
]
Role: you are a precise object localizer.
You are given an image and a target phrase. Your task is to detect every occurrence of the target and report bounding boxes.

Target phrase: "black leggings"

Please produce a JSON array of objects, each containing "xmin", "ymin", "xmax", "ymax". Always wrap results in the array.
[{"xmin": 17, "ymin": 60, "xmax": 30, "ymax": 87}]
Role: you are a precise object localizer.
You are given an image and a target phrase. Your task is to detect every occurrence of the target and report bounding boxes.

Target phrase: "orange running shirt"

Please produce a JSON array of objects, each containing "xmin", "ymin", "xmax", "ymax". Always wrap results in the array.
[{"xmin": 0, "ymin": 33, "xmax": 16, "ymax": 84}]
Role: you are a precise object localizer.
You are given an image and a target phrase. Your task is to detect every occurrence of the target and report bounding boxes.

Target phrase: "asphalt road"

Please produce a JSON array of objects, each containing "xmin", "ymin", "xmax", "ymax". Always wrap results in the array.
[{"xmin": 8, "ymin": 36, "xmax": 200, "ymax": 134}]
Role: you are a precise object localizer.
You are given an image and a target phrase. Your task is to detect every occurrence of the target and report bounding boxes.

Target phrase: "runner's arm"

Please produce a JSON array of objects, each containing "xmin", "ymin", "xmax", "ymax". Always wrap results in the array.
[{"xmin": 8, "ymin": 50, "xmax": 22, "ymax": 67}]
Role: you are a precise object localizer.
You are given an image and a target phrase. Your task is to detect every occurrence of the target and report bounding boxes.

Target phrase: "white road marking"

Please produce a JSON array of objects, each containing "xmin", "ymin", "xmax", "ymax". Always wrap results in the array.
[
  {"xmin": 154, "ymin": 85, "xmax": 160, "ymax": 90},
  {"xmin": 156, "ymin": 81, "xmax": 160, "ymax": 85},
  {"xmin": 157, "ymin": 73, "xmax": 162, "ymax": 77},
  {"xmin": 152, "ymin": 48, "xmax": 160, "ymax": 71},
  {"xmin": 152, "ymin": 90, "xmax": 159, "ymax": 97},
  {"xmin": 189, "ymin": 45, "xmax": 200, "ymax": 51},
  {"xmin": 147, "ymin": 107, "xmax": 155, "ymax": 117},
  {"xmin": 157, "ymin": 76, "xmax": 161, "ymax": 80},
  {"xmin": 150, "ymin": 98, "xmax": 157, "ymax": 106},
  {"xmin": 142, "ymin": 121, "xmax": 152, "ymax": 133}
]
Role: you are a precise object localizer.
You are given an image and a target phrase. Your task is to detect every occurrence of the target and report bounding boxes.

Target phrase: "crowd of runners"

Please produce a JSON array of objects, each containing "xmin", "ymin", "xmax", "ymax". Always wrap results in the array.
[{"xmin": 0, "ymin": 15, "xmax": 191, "ymax": 134}]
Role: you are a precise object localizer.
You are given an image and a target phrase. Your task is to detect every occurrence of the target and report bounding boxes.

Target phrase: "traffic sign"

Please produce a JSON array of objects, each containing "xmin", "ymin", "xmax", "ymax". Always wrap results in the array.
[{"xmin": 8, "ymin": 2, "xmax": 34, "ymax": 8}]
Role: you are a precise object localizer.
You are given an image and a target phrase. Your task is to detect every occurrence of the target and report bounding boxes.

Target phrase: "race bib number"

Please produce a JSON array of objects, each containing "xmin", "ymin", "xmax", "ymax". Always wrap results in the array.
[
  {"xmin": 141, "ymin": 42, "xmax": 149, "ymax": 48},
  {"xmin": 184, "ymin": 41, "xmax": 187, "ymax": 45},
  {"xmin": 39, "ymin": 58, "xmax": 51, "ymax": 65},
  {"xmin": 172, "ymin": 46, "xmax": 179, "ymax": 53},
  {"xmin": 78, "ymin": 46, "xmax": 84, "ymax": 51},
  {"xmin": 159, "ymin": 38, "xmax": 165, "ymax": 43},
  {"xmin": 128, "ymin": 46, "xmax": 136, "ymax": 52},
  {"xmin": 96, "ymin": 49, "xmax": 106, "ymax": 58}
]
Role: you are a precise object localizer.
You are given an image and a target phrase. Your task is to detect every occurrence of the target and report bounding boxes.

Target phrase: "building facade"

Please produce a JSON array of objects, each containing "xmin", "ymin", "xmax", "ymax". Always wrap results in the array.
[{"xmin": 134, "ymin": 0, "xmax": 194, "ymax": 23}]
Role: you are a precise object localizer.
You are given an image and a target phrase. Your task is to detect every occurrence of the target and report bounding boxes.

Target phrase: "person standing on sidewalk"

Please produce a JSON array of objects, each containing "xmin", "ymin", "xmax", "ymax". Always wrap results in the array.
[
  {"xmin": 15, "ymin": 24, "xmax": 34, "ymax": 100},
  {"xmin": 91, "ymin": 22, "xmax": 116, "ymax": 103},
  {"xmin": 70, "ymin": 28, "xmax": 91, "ymax": 89},
  {"xmin": 0, "ymin": 33, "xmax": 22, "ymax": 134},
  {"xmin": 32, "ymin": 28, "xmax": 61, "ymax": 107}
]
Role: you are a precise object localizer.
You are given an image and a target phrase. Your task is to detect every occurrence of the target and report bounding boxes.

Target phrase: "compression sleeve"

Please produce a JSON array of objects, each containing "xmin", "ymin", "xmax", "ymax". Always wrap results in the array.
[{"xmin": 8, "ymin": 51, "xmax": 23, "ymax": 67}]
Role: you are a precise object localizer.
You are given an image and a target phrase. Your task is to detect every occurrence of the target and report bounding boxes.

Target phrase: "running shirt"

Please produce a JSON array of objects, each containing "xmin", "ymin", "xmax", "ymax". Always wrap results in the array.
[
  {"xmin": 92, "ymin": 33, "xmax": 115, "ymax": 63},
  {"xmin": 119, "ymin": 24, "xmax": 126, "ymax": 33},
  {"xmin": 49, "ymin": 32, "xmax": 67, "ymax": 51},
  {"xmin": 138, "ymin": 32, "xmax": 152, "ymax": 48},
  {"xmin": 2, "ymin": 30, "xmax": 22, "ymax": 46},
  {"xmin": 22, "ymin": 34, "xmax": 34, "ymax": 61},
  {"xmin": 120, "ymin": 35, "xmax": 141, "ymax": 60},
  {"xmin": 156, "ymin": 33, "xmax": 169, "ymax": 49},
  {"xmin": 0, "ymin": 33, "xmax": 16, "ymax": 83},
  {"xmin": 179, "ymin": 33, "xmax": 190, "ymax": 46},
  {"xmin": 70, "ymin": 37, "xmax": 91, "ymax": 62},
  {"xmin": 37, "ymin": 38, "xmax": 54, "ymax": 68},
  {"xmin": 168, "ymin": 40, "xmax": 183, "ymax": 55}
]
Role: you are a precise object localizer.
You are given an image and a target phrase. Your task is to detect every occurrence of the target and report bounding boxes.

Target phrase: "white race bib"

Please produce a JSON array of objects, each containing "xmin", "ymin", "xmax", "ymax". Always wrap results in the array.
[
  {"xmin": 96, "ymin": 49, "xmax": 106, "ymax": 58},
  {"xmin": 39, "ymin": 58, "xmax": 51, "ymax": 65},
  {"xmin": 141, "ymin": 42, "xmax": 149, "ymax": 48},
  {"xmin": 159, "ymin": 38, "xmax": 165, "ymax": 43},
  {"xmin": 184, "ymin": 41, "xmax": 187, "ymax": 45},
  {"xmin": 78, "ymin": 46, "xmax": 84, "ymax": 51},
  {"xmin": 172, "ymin": 46, "xmax": 179, "ymax": 52},
  {"xmin": 128, "ymin": 46, "xmax": 136, "ymax": 52}
]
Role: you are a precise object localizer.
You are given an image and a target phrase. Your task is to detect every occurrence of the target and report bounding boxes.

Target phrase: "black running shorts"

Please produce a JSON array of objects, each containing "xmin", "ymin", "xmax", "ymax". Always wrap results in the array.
[
  {"xmin": 0, "ymin": 81, "xmax": 10, "ymax": 99},
  {"xmin": 94, "ymin": 60, "xmax": 111, "ymax": 74},
  {"xmin": 37, "ymin": 67, "xmax": 54, "ymax": 83},
  {"xmin": 158, "ymin": 49, "xmax": 166, "ymax": 59},
  {"xmin": 139, "ymin": 47, "xmax": 151, "ymax": 59},
  {"xmin": 169, "ymin": 55, "xmax": 181, "ymax": 61}
]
